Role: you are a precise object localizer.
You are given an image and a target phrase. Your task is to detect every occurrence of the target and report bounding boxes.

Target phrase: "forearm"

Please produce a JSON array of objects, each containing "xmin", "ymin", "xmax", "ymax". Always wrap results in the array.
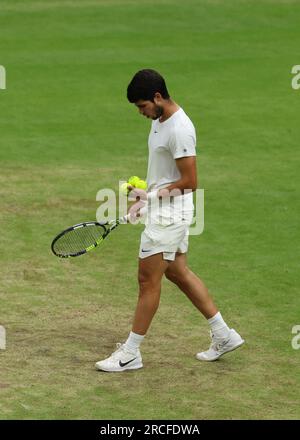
[{"xmin": 156, "ymin": 178, "xmax": 197, "ymax": 198}]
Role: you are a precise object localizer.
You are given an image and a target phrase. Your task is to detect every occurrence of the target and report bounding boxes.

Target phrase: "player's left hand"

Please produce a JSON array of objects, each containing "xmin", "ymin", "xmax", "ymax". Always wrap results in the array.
[
  {"xmin": 127, "ymin": 185, "xmax": 148, "ymax": 202},
  {"xmin": 128, "ymin": 200, "xmax": 148, "ymax": 222}
]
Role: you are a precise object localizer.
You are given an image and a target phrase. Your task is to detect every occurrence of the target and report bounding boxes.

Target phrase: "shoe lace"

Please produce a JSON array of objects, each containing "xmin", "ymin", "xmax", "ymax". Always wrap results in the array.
[
  {"xmin": 111, "ymin": 342, "xmax": 124, "ymax": 358},
  {"xmin": 111, "ymin": 342, "xmax": 135, "ymax": 359},
  {"xmin": 209, "ymin": 332, "xmax": 229, "ymax": 351}
]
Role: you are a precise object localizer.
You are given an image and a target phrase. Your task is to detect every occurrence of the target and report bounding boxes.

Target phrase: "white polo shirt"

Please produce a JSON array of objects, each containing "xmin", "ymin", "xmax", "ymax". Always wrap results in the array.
[{"xmin": 146, "ymin": 107, "xmax": 196, "ymax": 213}]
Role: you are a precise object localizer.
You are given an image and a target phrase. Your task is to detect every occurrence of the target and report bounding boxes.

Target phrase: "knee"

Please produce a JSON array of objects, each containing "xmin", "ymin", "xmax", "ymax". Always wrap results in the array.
[{"xmin": 138, "ymin": 271, "xmax": 159, "ymax": 292}]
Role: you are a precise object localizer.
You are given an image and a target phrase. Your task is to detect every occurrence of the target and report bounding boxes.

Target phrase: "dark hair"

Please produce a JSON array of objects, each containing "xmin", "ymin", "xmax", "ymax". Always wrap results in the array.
[{"xmin": 127, "ymin": 69, "xmax": 170, "ymax": 103}]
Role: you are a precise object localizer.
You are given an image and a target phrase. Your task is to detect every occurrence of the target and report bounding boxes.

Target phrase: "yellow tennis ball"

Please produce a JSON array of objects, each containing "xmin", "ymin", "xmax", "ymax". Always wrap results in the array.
[
  {"xmin": 128, "ymin": 176, "xmax": 140, "ymax": 187},
  {"xmin": 120, "ymin": 182, "xmax": 130, "ymax": 195},
  {"xmin": 135, "ymin": 179, "xmax": 147, "ymax": 190}
]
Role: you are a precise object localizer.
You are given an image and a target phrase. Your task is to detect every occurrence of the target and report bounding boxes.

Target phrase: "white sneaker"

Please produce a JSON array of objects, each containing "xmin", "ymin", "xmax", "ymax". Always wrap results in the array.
[
  {"xmin": 95, "ymin": 343, "xmax": 143, "ymax": 372},
  {"xmin": 196, "ymin": 329, "xmax": 245, "ymax": 361}
]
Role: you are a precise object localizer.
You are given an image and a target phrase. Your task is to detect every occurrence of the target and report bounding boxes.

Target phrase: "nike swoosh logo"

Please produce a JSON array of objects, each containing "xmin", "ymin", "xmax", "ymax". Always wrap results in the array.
[
  {"xmin": 119, "ymin": 358, "xmax": 137, "ymax": 367},
  {"xmin": 141, "ymin": 249, "xmax": 152, "ymax": 252},
  {"xmin": 216, "ymin": 339, "xmax": 230, "ymax": 350}
]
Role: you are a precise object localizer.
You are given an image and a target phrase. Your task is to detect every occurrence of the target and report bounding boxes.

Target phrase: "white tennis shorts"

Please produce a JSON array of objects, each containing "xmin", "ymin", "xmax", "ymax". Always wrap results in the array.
[{"xmin": 139, "ymin": 210, "xmax": 194, "ymax": 261}]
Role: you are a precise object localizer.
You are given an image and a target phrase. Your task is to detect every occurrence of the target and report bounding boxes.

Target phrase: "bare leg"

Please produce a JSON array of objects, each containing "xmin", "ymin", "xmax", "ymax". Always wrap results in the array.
[
  {"xmin": 165, "ymin": 253, "xmax": 218, "ymax": 319},
  {"xmin": 132, "ymin": 253, "xmax": 169, "ymax": 335}
]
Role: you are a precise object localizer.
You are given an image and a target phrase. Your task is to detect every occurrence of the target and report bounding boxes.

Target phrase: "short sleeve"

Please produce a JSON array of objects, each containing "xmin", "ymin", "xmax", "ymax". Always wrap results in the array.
[{"xmin": 169, "ymin": 125, "xmax": 196, "ymax": 159}]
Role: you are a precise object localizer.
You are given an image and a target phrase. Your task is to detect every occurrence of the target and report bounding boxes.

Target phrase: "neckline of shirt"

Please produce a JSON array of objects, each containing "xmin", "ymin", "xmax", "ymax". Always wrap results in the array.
[{"xmin": 158, "ymin": 107, "xmax": 182, "ymax": 125}]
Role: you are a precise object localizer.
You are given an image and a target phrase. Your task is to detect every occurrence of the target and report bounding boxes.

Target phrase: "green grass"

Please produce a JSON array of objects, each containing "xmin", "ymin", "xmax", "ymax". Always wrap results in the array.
[{"xmin": 0, "ymin": 0, "xmax": 300, "ymax": 420}]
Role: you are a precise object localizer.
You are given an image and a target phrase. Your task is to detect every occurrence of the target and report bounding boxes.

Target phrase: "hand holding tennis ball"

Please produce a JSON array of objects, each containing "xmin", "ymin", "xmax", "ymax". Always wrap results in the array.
[{"xmin": 122, "ymin": 176, "xmax": 148, "ymax": 196}]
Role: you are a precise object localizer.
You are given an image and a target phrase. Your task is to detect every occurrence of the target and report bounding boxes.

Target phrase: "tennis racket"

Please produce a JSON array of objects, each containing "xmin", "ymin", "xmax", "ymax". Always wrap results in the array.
[{"xmin": 51, "ymin": 214, "xmax": 129, "ymax": 258}]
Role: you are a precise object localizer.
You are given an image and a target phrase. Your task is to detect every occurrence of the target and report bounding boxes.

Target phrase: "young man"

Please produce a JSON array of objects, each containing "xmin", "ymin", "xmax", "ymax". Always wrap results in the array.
[{"xmin": 95, "ymin": 69, "xmax": 244, "ymax": 372}]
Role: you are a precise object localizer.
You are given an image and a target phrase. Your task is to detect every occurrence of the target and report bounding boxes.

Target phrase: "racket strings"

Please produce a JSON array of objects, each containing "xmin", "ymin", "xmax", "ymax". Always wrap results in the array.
[
  {"xmin": 85, "ymin": 226, "xmax": 106, "ymax": 248},
  {"xmin": 54, "ymin": 230, "xmax": 82, "ymax": 256},
  {"xmin": 53, "ymin": 224, "xmax": 105, "ymax": 257}
]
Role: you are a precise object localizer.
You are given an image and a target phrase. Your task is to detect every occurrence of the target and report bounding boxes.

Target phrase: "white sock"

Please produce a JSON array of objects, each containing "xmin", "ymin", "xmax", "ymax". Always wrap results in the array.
[
  {"xmin": 124, "ymin": 331, "xmax": 145, "ymax": 352},
  {"xmin": 208, "ymin": 312, "xmax": 230, "ymax": 339}
]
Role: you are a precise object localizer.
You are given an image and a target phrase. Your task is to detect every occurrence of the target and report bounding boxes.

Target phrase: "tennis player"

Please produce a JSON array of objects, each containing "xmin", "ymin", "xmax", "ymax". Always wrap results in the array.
[{"xmin": 96, "ymin": 69, "xmax": 244, "ymax": 372}]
